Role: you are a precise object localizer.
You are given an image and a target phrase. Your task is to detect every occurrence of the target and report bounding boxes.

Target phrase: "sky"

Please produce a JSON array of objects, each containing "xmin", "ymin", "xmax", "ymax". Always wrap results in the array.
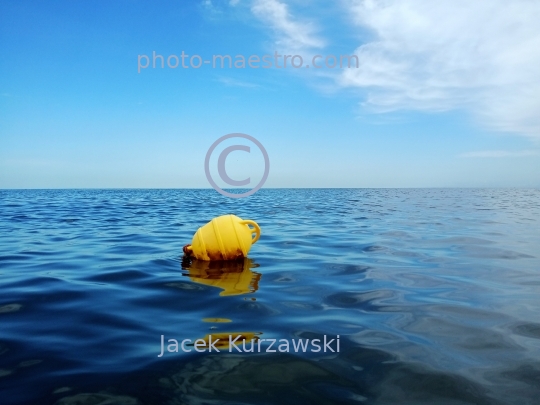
[{"xmin": 1, "ymin": 0, "xmax": 539, "ymax": 188}]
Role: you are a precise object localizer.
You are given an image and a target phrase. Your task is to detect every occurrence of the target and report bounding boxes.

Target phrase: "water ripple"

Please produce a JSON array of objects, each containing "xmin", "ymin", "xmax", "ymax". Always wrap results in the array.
[{"xmin": 0, "ymin": 189, "xmax": 539, "ymax": 404}]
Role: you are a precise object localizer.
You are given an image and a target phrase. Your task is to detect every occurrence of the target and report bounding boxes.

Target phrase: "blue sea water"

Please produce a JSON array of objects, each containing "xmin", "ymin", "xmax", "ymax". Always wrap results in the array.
[{"xmin": 0, "ymin": 188, "xmax": 539, "ymax": 405}]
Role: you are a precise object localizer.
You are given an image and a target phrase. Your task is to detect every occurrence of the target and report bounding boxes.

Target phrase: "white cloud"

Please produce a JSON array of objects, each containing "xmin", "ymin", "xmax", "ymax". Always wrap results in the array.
[
  {"xmin": 251, "ymin": 0, "xmax": 324, "ymax": 51},
  {"xmin": 202, "ymin": 0, "xmax": 221, "ymax": 15},
  {"xmin": 339, "ymin": 0, "xmax": 540, "ymax": 139},
  {"xmin": 459, "ymin": 150, "xmax": 540, "ymax": 158},
  {"xmin": 217, "ymin": 76, "xmax": 261, "ymax": 88},
  {"xmin": 230, "ymin": 0, "xmax": 241, "ymax": 5}
]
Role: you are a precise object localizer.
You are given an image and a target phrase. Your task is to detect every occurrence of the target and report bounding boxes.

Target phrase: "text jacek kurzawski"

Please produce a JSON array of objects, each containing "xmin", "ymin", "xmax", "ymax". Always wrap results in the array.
[{"xmin": 157, "ymin": 334, "xmax": 340, "ymax": 356}]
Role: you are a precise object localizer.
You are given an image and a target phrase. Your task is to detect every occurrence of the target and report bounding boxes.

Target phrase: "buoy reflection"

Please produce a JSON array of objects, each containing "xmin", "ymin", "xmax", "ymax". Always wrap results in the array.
[
  {"xmin": 181, "ymin": 257, "xmax": 261, "ymax": 296},
  {"xmin": 190, "ymin": 332, "xmax": 262, "ymax": 351}
]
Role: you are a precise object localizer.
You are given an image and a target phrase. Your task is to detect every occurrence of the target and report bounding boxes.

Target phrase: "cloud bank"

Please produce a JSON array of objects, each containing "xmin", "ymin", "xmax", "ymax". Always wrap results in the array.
[
  {"xmin": 339, "ymin": 0, "xmax": 540, "ymax": 139},
  {"xmin": 459, "ymin": 150, "xmax": 540, "ymax": 158}
]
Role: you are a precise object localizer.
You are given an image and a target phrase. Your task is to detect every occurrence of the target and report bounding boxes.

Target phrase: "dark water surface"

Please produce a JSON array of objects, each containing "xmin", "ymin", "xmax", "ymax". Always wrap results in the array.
[{"xmin": 1, "ymin": 189, "xmax": 539, "ymax": 405}]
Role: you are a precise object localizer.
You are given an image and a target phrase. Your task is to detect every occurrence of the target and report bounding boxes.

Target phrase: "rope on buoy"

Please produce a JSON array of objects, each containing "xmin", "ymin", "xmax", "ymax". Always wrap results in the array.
[{"xmin": 183, "ymin": 244, "xmax": 193, "ymax": 257}]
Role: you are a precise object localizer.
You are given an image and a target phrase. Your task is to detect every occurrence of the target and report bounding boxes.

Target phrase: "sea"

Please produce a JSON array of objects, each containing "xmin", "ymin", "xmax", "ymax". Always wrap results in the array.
[{"xmin": 0, "ymin": 188, "xmax": 539, "ymax": 405}]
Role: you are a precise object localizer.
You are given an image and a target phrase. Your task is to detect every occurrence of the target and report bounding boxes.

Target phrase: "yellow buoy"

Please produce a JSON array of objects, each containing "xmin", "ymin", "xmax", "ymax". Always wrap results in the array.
[{"xmin": 183, "ymin": 214, "xmax": 261, "ymax": 261}]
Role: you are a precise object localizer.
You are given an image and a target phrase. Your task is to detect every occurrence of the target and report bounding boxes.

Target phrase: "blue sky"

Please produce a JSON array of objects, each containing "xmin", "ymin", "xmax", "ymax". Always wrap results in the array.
[{"xmin": 1, "ymin": 0, "xmax": 539, "ymax": 188}]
